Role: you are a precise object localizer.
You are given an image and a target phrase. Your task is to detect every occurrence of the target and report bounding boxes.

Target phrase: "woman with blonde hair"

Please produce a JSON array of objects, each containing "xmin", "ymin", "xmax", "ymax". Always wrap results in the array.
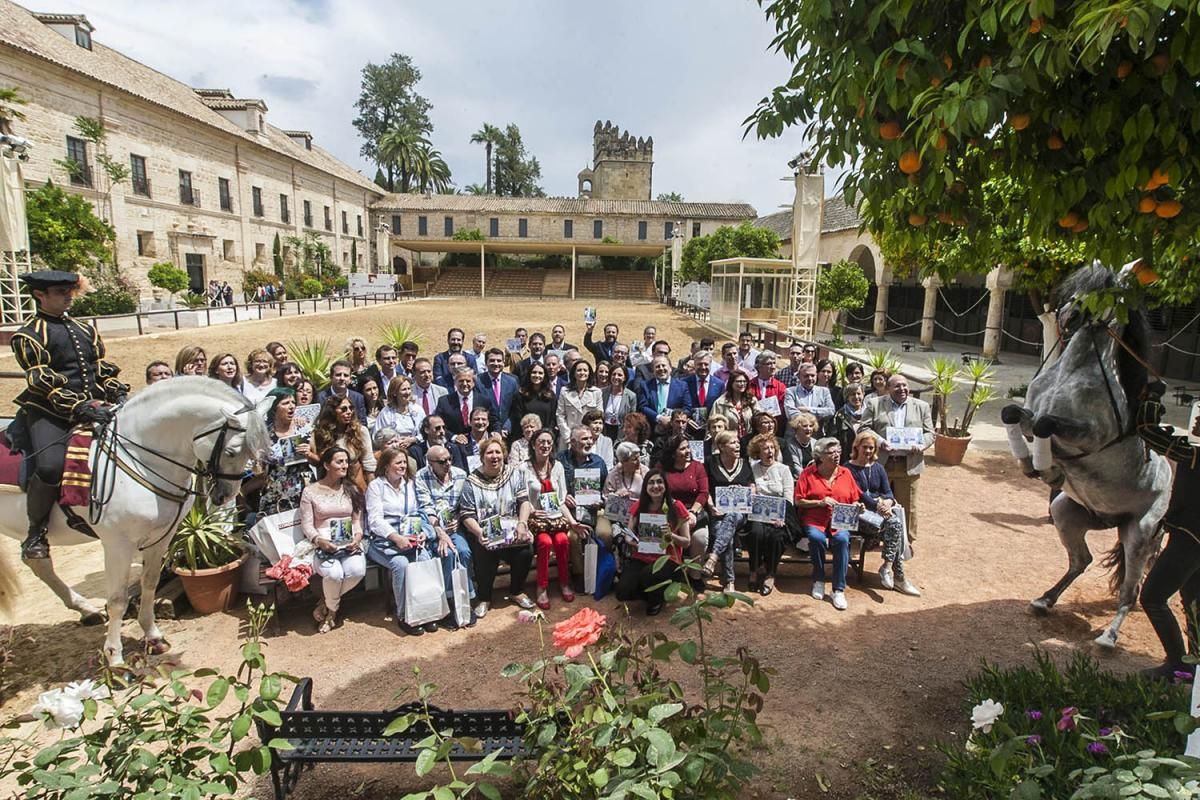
[
  {"xmin": 846, "ymin": 430, "xmax": 919, "ymax": 597},
  {"xmin": 241, "ymin": 348, "xmax": 277, "ymax": 404},
  {"xmin": 374, "ymin": 374, "xmax": 424, "ymax": 444},
  {"xmin": 346, "ymin": 336, "xmax": 370, "ymax": 379},
  {"xmin": 174, "ymin": 345, "xmax": 207, "ymax": 376}
]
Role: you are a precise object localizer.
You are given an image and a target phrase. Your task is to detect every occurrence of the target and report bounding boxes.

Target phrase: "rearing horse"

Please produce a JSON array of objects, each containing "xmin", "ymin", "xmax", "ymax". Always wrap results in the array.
[
  {"xmin": 0, "ymin": 377, "xmax": 269, "ymax": 665},
  {"xmin": 1000, "ymin": 263, "xmax": 1171, "ymax": 649}
]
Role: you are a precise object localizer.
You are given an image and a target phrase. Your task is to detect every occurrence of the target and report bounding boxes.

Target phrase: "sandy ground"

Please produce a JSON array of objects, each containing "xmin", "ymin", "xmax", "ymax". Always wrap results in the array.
[{"xmin": 0, "ymin": 299, "xmax": 1177, "ymax": 797}]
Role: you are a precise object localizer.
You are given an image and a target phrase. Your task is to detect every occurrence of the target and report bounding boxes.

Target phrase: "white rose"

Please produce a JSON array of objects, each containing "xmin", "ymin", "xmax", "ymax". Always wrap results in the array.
[
  {"xmin": 63, "ymin": 679, "xmax": 110, "ymax": 703},
  {"xmin": 31, "ymin": 689, "xmax": 85, "ymax": 730},
  {"xmin": 970, "ymin": 699, "xmax": 1005, "ymax": 733}
]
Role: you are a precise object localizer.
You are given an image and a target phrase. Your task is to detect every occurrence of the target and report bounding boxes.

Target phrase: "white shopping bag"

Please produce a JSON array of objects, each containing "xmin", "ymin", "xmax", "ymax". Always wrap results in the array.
[
  {"xmin": 895, "ymin": 506, "xmax": 914, "ymax": 561},
  {"xmin": 583, "ymin": 537, "xmax": 599, "ymax": 595},
  {"xmin": 404, "ymin": 558, "xmax": 449, "ymax": 626},
  {"xmin": 450, "ymin": 554, "xmax": 472, "ymax": 628},
  {"xmin": 248, "ymin": 509, "xmax": 306, "ymax": 565}
]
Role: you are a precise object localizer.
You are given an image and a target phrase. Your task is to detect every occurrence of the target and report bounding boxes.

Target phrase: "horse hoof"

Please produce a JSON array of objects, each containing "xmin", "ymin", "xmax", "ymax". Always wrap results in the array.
[
  {"xmin": 1093, "ymin": 633, "xmax": 1117, "ymax": 650},
  {"xmin": 1029, "ymin": 600, "xmax": 1052, "ymax": 616},
  {"xmin": 145, "ymin": 638, "xmax": 171, "ymax": 656},
  {"xmin": 80, "ymin": 611, "xmax": 105, "ymax": 626}
]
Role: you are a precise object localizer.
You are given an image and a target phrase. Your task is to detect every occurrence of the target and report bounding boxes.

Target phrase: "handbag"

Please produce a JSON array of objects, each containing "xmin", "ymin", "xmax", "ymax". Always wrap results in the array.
[
  {"xmin": 404, "ymin": 557, "xmax": 449, "ymax": 626},
  {"xmin": 449, "ymin": 553, "xmax": 472, "ymax": 628},
  {"xmin": 248, "ymin": 508, "xmax": 307, "ymax": 566},
  {"xmin": 593, "ymin": 537, "xmax": 617, "ymax": 601}
]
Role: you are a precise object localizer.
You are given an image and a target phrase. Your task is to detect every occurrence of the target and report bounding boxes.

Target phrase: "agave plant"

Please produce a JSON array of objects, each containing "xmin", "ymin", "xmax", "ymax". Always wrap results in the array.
[
  {"xmin": 168, "ymin": 497, "xmax": 243, "ymax": 572},
  {"xmin": 288, "ymin": 337, "xmax": 334, "ymax": 389},
  {"xmin": 927, "ymin": 356, "xmax": 997, "ymax": 437},
  {"xmin": 375, "ymin": 321, "xmax": 426, "ymax": 352},
  {"xmin": 865, "ymin": 348, "xmax": 902, "ymax": 374}
]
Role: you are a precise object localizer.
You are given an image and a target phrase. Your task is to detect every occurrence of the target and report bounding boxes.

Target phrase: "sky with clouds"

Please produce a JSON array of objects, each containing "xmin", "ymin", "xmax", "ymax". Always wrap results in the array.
[{"xmin": 63, "ymin": 0, "xmax": 832, "ymax": 216}]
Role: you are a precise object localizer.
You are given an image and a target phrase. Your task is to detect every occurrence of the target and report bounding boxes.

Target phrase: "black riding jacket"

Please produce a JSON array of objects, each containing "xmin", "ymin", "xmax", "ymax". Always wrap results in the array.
[
  {"xmin": 1137, "ymin": 399, "xmax": 1200, "ymax": 539},
  {"xmin": 11, "ymin": 310, "xmax": 127, "ymax": 423}
]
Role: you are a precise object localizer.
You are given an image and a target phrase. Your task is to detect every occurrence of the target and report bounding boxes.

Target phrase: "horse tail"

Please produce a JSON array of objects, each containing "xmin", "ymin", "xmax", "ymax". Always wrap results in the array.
[
  {"xmin": 0, "ymin": 548, "xmax": 19, "ymax": 618},
  {"xmin": 1101, "ymin": 540, "xmax": 1126, "ymax": 595}
]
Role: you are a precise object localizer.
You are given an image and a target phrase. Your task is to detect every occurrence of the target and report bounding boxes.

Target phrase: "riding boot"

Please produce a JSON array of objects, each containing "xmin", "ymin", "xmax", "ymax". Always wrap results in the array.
[{"xmin": 23, "ymin": 475, "xmax": 57, "ymax": 560}]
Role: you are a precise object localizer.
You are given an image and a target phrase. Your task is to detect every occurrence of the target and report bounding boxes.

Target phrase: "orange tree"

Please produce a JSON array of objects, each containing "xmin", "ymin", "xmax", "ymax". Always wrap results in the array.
[{"xmin": 746, "ymin": 0, "xmax": 1200, "ymax": 310}]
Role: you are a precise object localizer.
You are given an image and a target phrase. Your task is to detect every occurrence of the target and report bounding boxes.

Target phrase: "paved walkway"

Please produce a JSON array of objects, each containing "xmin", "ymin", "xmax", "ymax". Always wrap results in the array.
[{"xmin": 832, "ymin": 332, "xmax": 1194, "ymax": 453}]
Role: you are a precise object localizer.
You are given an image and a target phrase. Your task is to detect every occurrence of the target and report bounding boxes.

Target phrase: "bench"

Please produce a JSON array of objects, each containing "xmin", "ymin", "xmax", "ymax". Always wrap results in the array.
[
  {"xmin": 731, "ymin": 531, "xmax": 878, "ymax": 583},
  {"xmin": 257, "ymin": 677, "xmax": 530, "ymax": 800}
]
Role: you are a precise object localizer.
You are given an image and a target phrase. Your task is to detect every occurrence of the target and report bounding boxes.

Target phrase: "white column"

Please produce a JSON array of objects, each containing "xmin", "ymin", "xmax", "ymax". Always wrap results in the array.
[
  {"xmin": 873, "ymin": 282, "xmax": 890, "ymax": 340},
  {"xmin": 571, "ymin": 245, "xmax": 577, "ymax": 299},
  {"xmin": 982, "ymin": 266, "xmax": 1014, "ymax": 361},
  {"xmin": 919, "ymin": 276, "xmax": 941, "ymax": 350},
  {"xmin": 479, "ymin": 242, "xmax": 485, "ymax": 298}
]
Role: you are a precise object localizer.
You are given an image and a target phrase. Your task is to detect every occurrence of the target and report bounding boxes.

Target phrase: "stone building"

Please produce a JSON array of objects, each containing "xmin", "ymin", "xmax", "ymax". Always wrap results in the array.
[
  {"xmin": 576, "ymin": 121, "xmax": 653, "ymax": 201},
  {"xmin": 0, "ymin": 1, "xmax": 382, "ymax": 299}
]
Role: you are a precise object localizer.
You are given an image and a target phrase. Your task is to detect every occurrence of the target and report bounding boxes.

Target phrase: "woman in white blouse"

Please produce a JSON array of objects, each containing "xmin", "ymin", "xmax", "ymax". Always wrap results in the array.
[
  {"xmin": 365, "ymin": 447, "xmax": 449, "ymax": 636},
  {"xmin": 507, "ymin": 413, "xmax": 543, "ymax": 467},
  {"xmin": 748, "ymin": 432, "xmax": 797, "ymax": 597},
  {"xmin": 240, "ymin": 348, "xmax": 277, "ymax": 405},
  {"xmin": 374, "ymin": 374, "xmax": 425, "ymax": 446},
  {"xmin": 556, "ymin": 360, "xmax": 603, "ymax": 443}
]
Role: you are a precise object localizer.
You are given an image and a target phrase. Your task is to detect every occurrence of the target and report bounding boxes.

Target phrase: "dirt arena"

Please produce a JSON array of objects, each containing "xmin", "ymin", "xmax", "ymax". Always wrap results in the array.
[{"xmin": 0, "ymin": 298, "xmax": 1174, "ymax": 798}]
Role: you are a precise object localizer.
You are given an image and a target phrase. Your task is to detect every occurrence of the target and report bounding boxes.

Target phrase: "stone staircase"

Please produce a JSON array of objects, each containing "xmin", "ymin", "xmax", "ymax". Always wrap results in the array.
[{"xmin": 541, "ymin": 271, "xmax": 572, "ymax": 297}]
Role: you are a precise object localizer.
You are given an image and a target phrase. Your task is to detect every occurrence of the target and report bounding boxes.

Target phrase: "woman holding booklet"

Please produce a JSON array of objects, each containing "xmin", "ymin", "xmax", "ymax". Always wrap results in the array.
[
  {"xmin": 794, "ymin": 437, "xmax": 863, "ymax": 612},
  {"xmin": 366, "ymin": 447, "xmax": 446, "ymax": 636},
  {"xmin": 458, "ymin": 437, "xmax": 536, "ymax": 618},
  {"xmin": 300, "ymin": 447, "xmax": 367, "ymax": 633},
  {"xmin": 748, "ymin": 434, "xmax": 798, "ymax": 596},
  {"xmin": 246, "ymin": 386, "xmax": 315, "ymax": 519},
  {"xmin": 521, "ymin": 430, "xmax": 589, "ymax": 610},
  {"xmin": 704, "ymin": 430, "xmax": 754, "ymax": 593},
  {"xmin": 846, "ymin": 431, "xmax": 920, "ymax": 598},
  {"xmin": 616, "ymin": 469, "xmax": 692, "ymax": 616}
]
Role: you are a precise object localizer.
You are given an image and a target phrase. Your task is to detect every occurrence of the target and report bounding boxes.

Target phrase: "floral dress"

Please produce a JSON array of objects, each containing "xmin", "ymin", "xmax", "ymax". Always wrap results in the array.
[{"xmin": 258, "ymin": 424, "xmax": 317, "ymax": 516}]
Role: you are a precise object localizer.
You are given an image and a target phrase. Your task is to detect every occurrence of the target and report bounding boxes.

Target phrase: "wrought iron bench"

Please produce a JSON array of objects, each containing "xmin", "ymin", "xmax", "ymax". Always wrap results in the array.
[{"xmin": 258, "ymin": 678, "xmax": 530, "ymax": 800}]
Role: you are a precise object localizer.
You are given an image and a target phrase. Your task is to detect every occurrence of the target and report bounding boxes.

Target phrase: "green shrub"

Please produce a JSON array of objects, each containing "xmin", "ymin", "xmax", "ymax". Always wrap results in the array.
[
  {"xmin": 146, "ymin": 262, "xmax": 189, "ymax": 295},
  {"xmin": 938, "ymin": 651, "xmax": 1191, "ymax": 799},
  {"xmin": 70, "ymin": 286, "xmax": 137, "ymax": 317},
  {"xmin": 301, "ymin": 277, "xmax": 323, "ymax": 298}
]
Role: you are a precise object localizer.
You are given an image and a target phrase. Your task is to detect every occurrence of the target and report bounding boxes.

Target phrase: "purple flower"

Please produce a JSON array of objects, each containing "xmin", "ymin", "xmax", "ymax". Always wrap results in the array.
[
  {"xmin": 1026, "ymin": 710, "xmax": 1043, "ymax": 721},
  {"xmin": 1057, "ymin": 707, "xmax": 1078, "ymax": 732},
  {"xmin": 1026, "ymin": 735, "xmax": 1043, "ymax": 746},
  {"xmin": 1098, "ymin": 727, "xmax": 1112, "ymax": 737},
  {"xmin": 1174, "ymin": 670, "xmax": 1194, "ymax": 684},
  {"xmin": 1087, "ymin": 742, "xmax": 1108, "ymax": 755}
]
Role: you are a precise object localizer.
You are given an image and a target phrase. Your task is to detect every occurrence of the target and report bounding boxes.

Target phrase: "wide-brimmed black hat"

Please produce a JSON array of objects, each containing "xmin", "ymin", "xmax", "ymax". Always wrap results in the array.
[{"xmin": 19, "ymin": 271, "xmax": 79, "ymax": 290}]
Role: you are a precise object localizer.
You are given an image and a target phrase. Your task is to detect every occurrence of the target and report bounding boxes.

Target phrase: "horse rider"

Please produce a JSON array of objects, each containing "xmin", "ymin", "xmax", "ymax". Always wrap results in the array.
[
  {"xmin": 1136, "ymin": 380, "xmax": 1200, "ymax": 681},
  {"xmin": 10, "ymin": 271, "xmax": 127, "ymax": 560}
]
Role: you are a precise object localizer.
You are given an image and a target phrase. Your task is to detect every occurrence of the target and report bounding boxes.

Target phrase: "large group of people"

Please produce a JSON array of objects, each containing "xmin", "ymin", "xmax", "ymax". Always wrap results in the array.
[{"xmin": 132, "ymin": 316, "xmax": 932, "ymax": 633}]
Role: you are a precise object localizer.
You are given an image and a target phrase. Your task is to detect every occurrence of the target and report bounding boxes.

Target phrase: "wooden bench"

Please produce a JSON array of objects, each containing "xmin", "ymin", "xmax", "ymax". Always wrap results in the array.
[
  {"xmin": 257, "ymin": 677, "xmax": 530, "ymax": 800},
  {"xmin": 731, "ymin": 531, "xmax": 879, "ymax": 583}
]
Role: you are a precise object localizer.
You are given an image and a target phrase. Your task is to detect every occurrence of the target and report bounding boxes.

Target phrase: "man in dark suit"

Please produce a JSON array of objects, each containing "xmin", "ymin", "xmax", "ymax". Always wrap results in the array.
[
  {"xmin": 637, "ymin": 355, "xmax": 693, "ymax": 430},
  {"xmin": 316, "ymin": 360, "xmax": 367, "ymax": 423},
  {"xmin": 548, "ymin": 324, "xmax": 578, "ymax": 356},
  {"xmin": 359, "ymin": 344, "xmax": 400, "ymax": 396},
  {"xmin": 685, "ymin": 351, "xmax": 725, "ymax": 413},
  {"xmin": 633, "ymin": 340, "xmax": 673, "ymax": 389},
  {"xmin": 408, "ymin": 415, "xmax": 469, "ymax": 471},
  {"xmin": 433, "ymin": 328, "xmax": 478, "ymax": 387},
  {"xmin": 514, "ymin": 332, "xmax": 548, "ymax": 382},
  {"xmin": 434, "ymin": 367, "xmax": 498, "ymax": 437},
  {"xmin": 583, "ymin": 321, "xmax": 620, "ymax": 364},
  {"xmin": 476, "ymin": 347, "xmax": 520, "ymax": 435},
  {"xmin": 435, "ymin": 352, "xmax": 470, "ymax": 393}
]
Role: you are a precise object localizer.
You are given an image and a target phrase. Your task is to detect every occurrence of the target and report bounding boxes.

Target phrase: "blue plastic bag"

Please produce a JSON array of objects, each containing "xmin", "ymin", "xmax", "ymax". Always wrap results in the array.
[{"xmin": 593, "ymin": 535, "xmax": 616, "ymax": 601}]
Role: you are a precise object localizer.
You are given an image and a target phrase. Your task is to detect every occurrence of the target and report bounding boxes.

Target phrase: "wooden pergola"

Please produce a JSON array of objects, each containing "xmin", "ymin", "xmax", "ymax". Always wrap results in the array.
[{"xmin": 390, "ymin": 238, "xmax": 669, "ymax": 298}]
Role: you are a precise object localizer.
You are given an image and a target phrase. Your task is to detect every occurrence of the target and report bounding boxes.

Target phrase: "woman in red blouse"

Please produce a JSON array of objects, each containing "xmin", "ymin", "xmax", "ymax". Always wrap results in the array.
[
  {"xmin": 616, "ymin": 469, "xmax": 691, "ymax": 615},
  {"xmin": 658, "ymin": 434, "xmax": 710, "ymax": 583},
  {"xmin": 794, "ymin": 437, "xmax": 862, "ymax": 611}
]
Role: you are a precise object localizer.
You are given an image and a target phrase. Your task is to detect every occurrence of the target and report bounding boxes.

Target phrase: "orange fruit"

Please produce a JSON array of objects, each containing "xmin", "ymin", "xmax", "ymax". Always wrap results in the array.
[
  {"xmin": 1029, "ymin": 17, "xmax": 1043, "ymax": 33},
  {"xmin": 1071, "ymin": 220, "xmax": 1089, "ymax": 233},
  {"xmin": 1138, "ymin": 195, "xmax": 1158, "ymax": 214},
  {"xmin": 1010, "ymin": 113, "xmax": 1031, "ymax": 131},
  {"xmin": 899, "ymin": 150, "xmax": 922, "ymax": 174},
  {"xmin": 1133, "ymin": 262, "xmax": 1160, "ymax": 285},
  {"xmin": 934, "ymin": 133, "xmax": 948, "ymax": 150},
  {"xmin": 930, "ymin": 77, "xmax": 943, "ymax": 87},
  {"xmin": 978, "ymin": 55, "xmax": 993, "ymax": 69},
  {"xmin": 1116, "ymin": 61, "xmax": 1133, "ymax": 79},
  {"xmin": 942, "ymin": 54, "xmax": 953, "ymax": 70},
  {"xmin": 1155, "ymin": 199, "xmax": 1183, "ymax": 218},
  {"xmin": 879, "ymin": 121, "xmax": 903, "ymax": 140},
  {"xmin": 908, "ymin": 213, "xmax": 927, "ymax": 226},
  {"xmin": 1150, "ymin": 53, "xmax": 1170, "ymax": 74},
  {"xmin": 1147, "ymin": 168, "xmax": 1171, "ymax": 189},
  {"xmin": 1058, "ymin": 211, "xmax": 1080, "ymax": 228},
  {"xmin": 936, "ymin": 211, "xmax": 954, "ymax": 224},
  {"xmin": 1047, "ymin": 133, "xmax": 1064, "ymax": 150}
]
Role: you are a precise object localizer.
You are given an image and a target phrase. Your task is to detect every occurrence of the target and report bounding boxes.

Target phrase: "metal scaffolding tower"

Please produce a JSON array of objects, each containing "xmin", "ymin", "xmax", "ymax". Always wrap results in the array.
[{"xmin": 787, "ymin": 162, "xmax": 824, "ymax": 342}]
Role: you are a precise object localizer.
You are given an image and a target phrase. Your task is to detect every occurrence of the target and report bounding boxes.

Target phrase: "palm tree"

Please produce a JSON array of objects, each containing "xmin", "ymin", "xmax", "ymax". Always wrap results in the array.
[
  {"xmin": 462, "ymin": 183, "xmax": 487, "ymax": 195},
  {"xmin": 469, "ymin": 123, "xmax": 502, "ymax": 194},
  {"xmin": 378, "ymin": 125, "xmax": 429, "ymax": 193},
  {"xmin": 413, "ymin": 144, "xmax": 452, "ymax": 194}
]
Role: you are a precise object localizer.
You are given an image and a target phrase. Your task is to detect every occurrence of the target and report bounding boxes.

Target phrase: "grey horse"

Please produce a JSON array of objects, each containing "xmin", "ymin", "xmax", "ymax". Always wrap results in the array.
[{"xmin": 1000, "ymin": 263, "xmax": 1171, "ymax": 649}]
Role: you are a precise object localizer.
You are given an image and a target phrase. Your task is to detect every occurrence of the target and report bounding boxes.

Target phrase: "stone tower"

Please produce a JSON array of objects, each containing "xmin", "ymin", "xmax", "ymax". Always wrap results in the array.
[{"xmin": 577, "ymin": 120, "xmax": 653, "ymax": 200}]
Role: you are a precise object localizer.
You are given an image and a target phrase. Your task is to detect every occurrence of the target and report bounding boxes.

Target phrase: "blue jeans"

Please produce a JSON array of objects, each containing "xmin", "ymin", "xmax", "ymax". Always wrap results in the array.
[
  {"xmin": 367, "ymin": 540, "xmax": 432, "ymax": 619},
  {"xmin": 437, "ymin": 532, "xmax": 475, "ymax": 601},
  {"xmin": 804, "ymin": 525, "xmax": 850, "ymax": 592},
  {"xmin": 710, "ymin": 512, "xmax": 745, "ymax": 584}
]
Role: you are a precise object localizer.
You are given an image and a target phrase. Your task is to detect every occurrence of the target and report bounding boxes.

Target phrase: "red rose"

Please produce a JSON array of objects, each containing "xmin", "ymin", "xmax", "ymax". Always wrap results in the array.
[{"xmin": 552, "ymin": 607, "xmax": 607, "ymax": 658}]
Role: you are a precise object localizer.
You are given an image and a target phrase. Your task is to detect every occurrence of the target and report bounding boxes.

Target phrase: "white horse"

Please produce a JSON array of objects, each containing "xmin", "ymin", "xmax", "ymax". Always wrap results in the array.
[{"xmin": 0, "ymin": 378, "xmax": 269, "ymax": 665}]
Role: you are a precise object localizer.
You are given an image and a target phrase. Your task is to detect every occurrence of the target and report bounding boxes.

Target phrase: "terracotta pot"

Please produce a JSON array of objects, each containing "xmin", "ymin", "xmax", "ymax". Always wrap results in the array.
[
  {"xmin": 934, "ymin": 432, "xmax": 972, "ymax": 466},
  {"xmin": 174, "ymin": 551, "xmax": 250, "ymax": 614}
]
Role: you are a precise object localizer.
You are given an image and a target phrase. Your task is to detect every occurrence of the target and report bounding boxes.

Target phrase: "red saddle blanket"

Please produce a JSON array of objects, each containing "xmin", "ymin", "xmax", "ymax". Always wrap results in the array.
[{"xmin": 0, "ymin": 428, "xmax": 94, "ymax": 507}]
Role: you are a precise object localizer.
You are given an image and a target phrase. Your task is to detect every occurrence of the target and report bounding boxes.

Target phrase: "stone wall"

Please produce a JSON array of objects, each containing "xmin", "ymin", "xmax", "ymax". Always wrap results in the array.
[{"xmin": 1, "ymin": 50, "xmax": 376, "ymax": 298}]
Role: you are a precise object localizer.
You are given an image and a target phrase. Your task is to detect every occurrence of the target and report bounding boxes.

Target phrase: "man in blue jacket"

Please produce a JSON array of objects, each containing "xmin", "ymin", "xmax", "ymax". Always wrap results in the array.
[
  {"xmin": 433, "ymin": 328, "xmax": 477, "ymax": 386},
  {"xmin": 637, "ymin": 356, "xmax": 693, "ymax": 431},
  {"xmin": 685, "ymin": 352, "xmax": 725, "ymax": 415},
  {"xmin": 316, "ymin": 360, "xmax": 367, "ymax": 423},
  {"xmin": 476, "ymin": 347, "xmax": 520, "ymax": 436}
]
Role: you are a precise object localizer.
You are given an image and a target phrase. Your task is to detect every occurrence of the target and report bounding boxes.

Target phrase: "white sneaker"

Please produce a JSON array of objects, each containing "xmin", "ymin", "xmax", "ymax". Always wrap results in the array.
[
  {"xmin": 473, "ymin": 602, "xmax": 490, "ymax": 619},
  {"xmin": 831, "ymin": 591, "xmax": 848, "ymax": 611},
  {"xmin": 811, "ymin": 581, "xmax": 825, "ymax": 601},
  {"xmin": 879, "ymin": 564, "xmax": 895, "ymax": 590},
  {"xmin": 896, "ymin": 579, "xmax": 922, "ymax": 597}
]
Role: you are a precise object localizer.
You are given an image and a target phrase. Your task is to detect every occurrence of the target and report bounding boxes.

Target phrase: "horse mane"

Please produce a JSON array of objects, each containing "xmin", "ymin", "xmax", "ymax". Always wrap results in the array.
[
  {"xmin": 125, "ymin": 377, "xmax": 271, "ymax": 456},
  {"xmin": 1056, "ymin": 263, "xmax": 1150, "ymax": 422}
]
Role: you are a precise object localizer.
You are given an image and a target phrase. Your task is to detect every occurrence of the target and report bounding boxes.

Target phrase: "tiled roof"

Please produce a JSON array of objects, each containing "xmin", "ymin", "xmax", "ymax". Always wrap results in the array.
[
  {"xmin": 372, "ymin": 193, "xmax": 757, "ymax": 219},
  {"xmin": 1, "ymin": 1, "xmax": 382, "ymax": 196},
  {"xmin": 751, "ymin": 194, "xmax": 865, "ymax": 241}
]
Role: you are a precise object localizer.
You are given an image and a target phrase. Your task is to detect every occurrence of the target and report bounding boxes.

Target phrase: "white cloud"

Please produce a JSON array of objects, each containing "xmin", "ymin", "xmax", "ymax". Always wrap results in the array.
[{"xmin": 64, "ymin": 0, "xmax": 832, "ymax": 214}]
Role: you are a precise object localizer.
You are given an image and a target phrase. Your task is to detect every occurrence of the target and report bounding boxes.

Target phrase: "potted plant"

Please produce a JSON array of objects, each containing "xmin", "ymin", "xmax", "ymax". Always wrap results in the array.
[
  {"xmin": 168, "ymin": 490, "xmax": 249, "ymax": 614},
  {"xmin": 929, "ymin": 357, "xmax": 998, "ymax": 465},
  {"xmin": 147, "ymin": 262, "xmax": 189, "ymax": 308}
]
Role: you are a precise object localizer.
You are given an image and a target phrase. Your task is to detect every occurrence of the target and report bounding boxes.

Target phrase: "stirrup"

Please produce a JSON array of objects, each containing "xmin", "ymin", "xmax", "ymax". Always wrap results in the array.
[{"xmin": 21, "ymin": 527, "xmax": 49, "ymax": 560}]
